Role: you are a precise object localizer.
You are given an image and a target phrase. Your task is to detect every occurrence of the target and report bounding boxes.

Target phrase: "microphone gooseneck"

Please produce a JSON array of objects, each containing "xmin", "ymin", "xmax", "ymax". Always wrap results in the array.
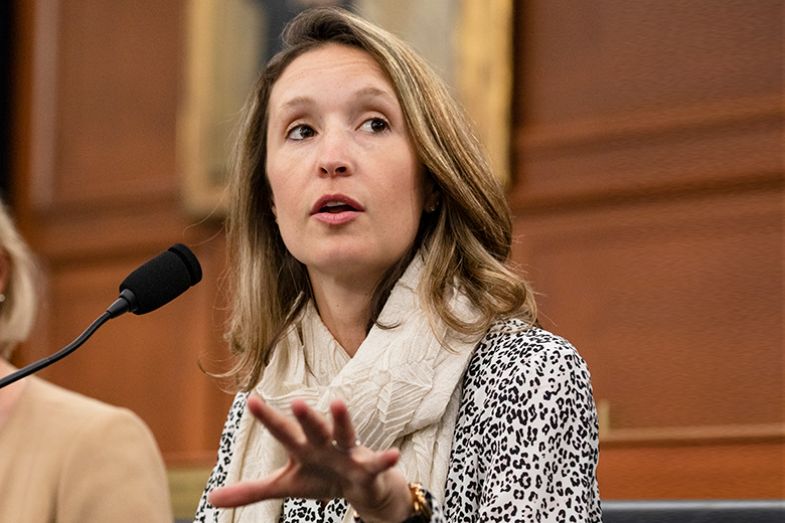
[
  {"xmin": 0, "ymin": 312, "xmax": 114, "ymax": 389},
  {"xmin": 0, "ymin": 244, "xmax": 203, "ymax": 389}
]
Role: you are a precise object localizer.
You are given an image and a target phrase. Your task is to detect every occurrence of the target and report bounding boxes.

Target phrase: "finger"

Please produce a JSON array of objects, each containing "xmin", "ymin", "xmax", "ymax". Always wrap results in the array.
[
  {"xmin": 330, "ymin": 399, "xmax": 358, "ymax": 451},
  {"xmin": 207, "ymin": 466, "xmax": 293, "ymax": 508},
  {"xmin": 343, "ymin": 448, "xmax": 401, "ymax": 490},
  {"xmin": 247, "ymin": 395, "xmax": 304, "ymax": 451},
  {"xmin": 364, "ymin": 448, "xmax": 400, "ymax": 475},
  {"xmin": 291, "ymin": 399, "xmax": 332, "ymax": 447},
  {"xmin": 208, "ymin": 479, "xmax": 276, "ymax": 508}
]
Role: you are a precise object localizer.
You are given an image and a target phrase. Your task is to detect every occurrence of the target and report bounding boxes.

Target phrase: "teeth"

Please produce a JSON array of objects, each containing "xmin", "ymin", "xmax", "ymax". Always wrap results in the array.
[{"xmin": 324, "ymin": 202, "xmax": 344, "ymax": 207}]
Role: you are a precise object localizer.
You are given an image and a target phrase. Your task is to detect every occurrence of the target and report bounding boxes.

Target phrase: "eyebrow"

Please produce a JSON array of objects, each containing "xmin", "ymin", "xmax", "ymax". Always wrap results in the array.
[
  {"xmin": 353, "ymin": 86, "xmax": 396, "ymax": 103},
  {"xmin": 280, "ymin": 86, "xmax": 396, "ymax": 110}
]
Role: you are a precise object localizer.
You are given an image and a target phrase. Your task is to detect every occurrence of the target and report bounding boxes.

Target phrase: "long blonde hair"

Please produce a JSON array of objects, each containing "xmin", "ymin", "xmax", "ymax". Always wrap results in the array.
[
  {"xmin": 224, "ymin": 8, "xmax": 536, "ymax": 390},
  {"xmin": 0, "ymin": 200, "xmax": 38, "ymax": 360}
]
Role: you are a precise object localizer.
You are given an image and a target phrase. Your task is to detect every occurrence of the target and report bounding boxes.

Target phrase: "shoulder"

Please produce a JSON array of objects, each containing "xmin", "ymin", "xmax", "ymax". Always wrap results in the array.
[
  {"xmin": 25, "ymin": 379, "xmax": 172, "ymax": 522},
  {"xmin": 447, "ymin": 320, "xmax": 601, "ymax": 521},
  {"xmin": 459, "ymin": 318, "xmax": 596, "ymax": 426},
  {"xmin": 26, "ymin": 377, "xmax": 154, "ymax": 440},
  {"xmin": 26, "ymin": 377, "xmax": 163, "ymax": 467},
  {"xmin": 467, "ymin": 318, "xmax": 591, "ymax": 386}
]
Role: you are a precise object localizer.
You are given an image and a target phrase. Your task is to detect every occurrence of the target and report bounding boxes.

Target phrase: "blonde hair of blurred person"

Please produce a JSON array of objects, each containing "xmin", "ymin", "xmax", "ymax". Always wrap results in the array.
[
  {"xmin": 0, "ymin": 199, "xmax": 36, "ymax": 361},
  {"xmin": 0, "ymin": 199, "xmax": 173, "ymax": 523},
  {"xmin": 0, "ymin": 200, "xmax": 37, "ymax": 423}
]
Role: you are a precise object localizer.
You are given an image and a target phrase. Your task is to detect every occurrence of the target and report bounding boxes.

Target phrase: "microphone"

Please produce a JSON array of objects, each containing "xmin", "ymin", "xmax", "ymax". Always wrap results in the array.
[
  {"xmin": 0, "ymin": 244, "xmax": 202, "ymax": 389},
  {"xmin": 108, "ymin": 243, "xmax": 203, "ymax": 317}
]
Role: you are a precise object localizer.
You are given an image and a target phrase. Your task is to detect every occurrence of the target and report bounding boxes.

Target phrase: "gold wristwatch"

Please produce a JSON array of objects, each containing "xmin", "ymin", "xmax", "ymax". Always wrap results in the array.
[
  {"xmin": 351, "ymin": 482, "xmax": 432, "ymax": 523},
  {"xmin": 401, "ymin": 483, "xmax": 431, "ymax": 522}
]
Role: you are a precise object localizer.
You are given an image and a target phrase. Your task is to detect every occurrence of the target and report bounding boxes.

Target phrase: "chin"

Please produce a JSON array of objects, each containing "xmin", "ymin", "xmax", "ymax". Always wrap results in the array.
[{"xmin": 307, "ymin": 250, "xmax": 400, "ymax": 280}]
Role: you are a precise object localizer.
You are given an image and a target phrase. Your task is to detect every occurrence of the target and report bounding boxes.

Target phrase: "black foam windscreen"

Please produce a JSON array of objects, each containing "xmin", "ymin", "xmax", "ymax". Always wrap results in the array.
[{"xmin": 119, "ymin": 244, "xmax": 203, "ymax": 315}]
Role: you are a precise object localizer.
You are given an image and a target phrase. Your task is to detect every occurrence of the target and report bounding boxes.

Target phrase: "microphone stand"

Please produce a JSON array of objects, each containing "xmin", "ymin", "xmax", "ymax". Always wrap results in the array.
[
  {"xmin": 0, "ymin": 243, "xmax": 201, "ymax": 390},
  {"xmin": 0, "ymin": 293, "xmax": 132, "ymax": 390}
]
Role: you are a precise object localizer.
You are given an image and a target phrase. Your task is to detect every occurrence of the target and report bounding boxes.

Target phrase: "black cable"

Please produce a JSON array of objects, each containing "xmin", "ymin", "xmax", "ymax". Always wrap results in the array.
[{"xmin": 0, "ymin": 311, "xmax": 112, "ymax": 389}]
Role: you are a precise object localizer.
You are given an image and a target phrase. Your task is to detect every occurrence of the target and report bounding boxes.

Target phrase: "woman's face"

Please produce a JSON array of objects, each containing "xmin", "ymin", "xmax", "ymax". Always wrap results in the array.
[{"xmin": 266, "ymin": 43, "xmax": 426, "ymax": 287}]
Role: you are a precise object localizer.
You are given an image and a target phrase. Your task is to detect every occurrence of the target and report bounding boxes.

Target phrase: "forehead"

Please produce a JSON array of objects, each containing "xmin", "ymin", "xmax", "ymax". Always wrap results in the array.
[{"xmin": 269, "ymin": 43, "xmax": 397, "ymax": 105}]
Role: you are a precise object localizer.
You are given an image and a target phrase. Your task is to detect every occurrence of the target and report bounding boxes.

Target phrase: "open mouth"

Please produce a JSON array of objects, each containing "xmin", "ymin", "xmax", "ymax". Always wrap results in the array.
[
  {"xmin": 320, "ymin": 202, "xmax": 358, "ymax": 213},
  {"xmin": 311, "ymin": 194, "xmax": 364, "ymax": 215}
]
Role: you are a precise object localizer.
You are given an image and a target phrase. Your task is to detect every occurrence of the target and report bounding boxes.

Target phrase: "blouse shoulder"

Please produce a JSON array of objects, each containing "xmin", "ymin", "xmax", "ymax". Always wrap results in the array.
[
  {"xmin": 463, "ymin": 318, "xmax": 598, "ymax": 443},
  {"xmin": 469, "ymin": 318, "xmax": 592, "ymax": 385},
  {"xmin": 446, "ymin": 319, "xmax": 602, "ymax": 522}
]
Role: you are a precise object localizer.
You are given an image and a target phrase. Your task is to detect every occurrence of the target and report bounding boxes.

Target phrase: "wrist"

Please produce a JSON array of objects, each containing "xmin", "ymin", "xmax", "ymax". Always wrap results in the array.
[{"xmin": 352, "ymin": 482, "xmax": 431, "ymax": 523}]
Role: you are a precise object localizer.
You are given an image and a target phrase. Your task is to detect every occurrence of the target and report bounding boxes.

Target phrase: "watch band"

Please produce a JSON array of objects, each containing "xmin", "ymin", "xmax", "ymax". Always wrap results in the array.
[
  {"xmin": 351, "ymin": 482, "xmax": 433, "ymax": 523},
  {"xmin": 401, "ymin": 482, "xmax": 432, "ymax": 522}
]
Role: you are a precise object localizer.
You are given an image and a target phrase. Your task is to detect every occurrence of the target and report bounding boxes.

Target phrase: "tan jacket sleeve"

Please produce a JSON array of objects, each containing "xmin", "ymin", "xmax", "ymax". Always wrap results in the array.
[{"xmin": 56, "ymin": 406, "xmax": 172, "ymax": 523}]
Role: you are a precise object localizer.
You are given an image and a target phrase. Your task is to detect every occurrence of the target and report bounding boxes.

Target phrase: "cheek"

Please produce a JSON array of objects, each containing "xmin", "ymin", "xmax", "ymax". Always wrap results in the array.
[
  {"xmin": 266, "ymin": 182, "xmax": 279, "ymax": 219},
  {"xmin": 387, "ymin": 170, "xmax": 427, "ymax": 239},
  {"xmin": 408, "ymin": 166, "xmax": 428, "ymax": 214},
  {"xmin": 274, "ymin": 184, "xmax": 299, "ymax": 216},
  {"xmin": 267, "ymin": 183, "xmax": 300, "ymax": 242},
  {"xmin": 266, "ymin": 171, "xmax": 289, "ymax": 218},
  {"xmin": 266, "ymin": 153, "xmax": 301, "ymax": 215}
]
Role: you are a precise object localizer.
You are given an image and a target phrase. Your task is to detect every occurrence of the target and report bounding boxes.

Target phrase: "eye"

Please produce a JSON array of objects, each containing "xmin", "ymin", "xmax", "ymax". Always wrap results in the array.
[
  {"xmin": 286, "ymin": 124, "xmax": 316, "ymax": 141},
  {"xmin": 360, "ymin": 117, "xmax": 389, "ymax": 134}
]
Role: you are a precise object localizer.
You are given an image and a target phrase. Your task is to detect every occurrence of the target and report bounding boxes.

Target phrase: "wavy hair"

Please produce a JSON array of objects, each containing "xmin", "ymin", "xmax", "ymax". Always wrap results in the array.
[
  {"xmin": 223, "ymin": 7, "xmax": 536, "ymax": 390},
  {"xmin": 0, "ymin": 200, "xmax": 38, "ymax": 360}
]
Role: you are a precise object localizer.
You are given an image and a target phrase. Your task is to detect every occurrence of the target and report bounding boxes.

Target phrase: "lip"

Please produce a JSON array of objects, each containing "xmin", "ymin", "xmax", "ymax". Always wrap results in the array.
[
  {"xmin": 310, "ymin": 193, "xmax": 365, "ymax": 215},
  {"xmin": 310, "ymin": 193, "xmax": 364, "ymax": 225}
]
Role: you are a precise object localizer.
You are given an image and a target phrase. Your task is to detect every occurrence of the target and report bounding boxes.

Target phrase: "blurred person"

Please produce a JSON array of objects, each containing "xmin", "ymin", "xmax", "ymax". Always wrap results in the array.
[
  {"xmin": 0, "ymin": 198, "xmax": 173, "ymax": 522},
  {"xmin": 197, "ymin": 8, "xmax": 600, "ymax": 523}
]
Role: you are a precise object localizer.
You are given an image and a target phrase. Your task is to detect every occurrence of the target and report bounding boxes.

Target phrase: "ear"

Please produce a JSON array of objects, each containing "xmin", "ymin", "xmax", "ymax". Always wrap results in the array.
[
  {"xmin": 423, "ymin": 179, "xmax": 440, "ymax": 213},
  {"xmin": 268, "ymin": 188, "xmax": 277, "ymax": 220}
]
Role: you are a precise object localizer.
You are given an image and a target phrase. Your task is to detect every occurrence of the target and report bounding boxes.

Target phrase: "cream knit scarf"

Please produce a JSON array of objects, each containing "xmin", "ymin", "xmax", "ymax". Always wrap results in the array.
[{"xmin": 219, "ymin": 255, "xmax": 480, "ymax": 523}]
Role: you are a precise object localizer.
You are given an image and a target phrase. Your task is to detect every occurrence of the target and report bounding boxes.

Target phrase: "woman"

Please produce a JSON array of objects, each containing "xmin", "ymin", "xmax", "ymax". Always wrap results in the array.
[
  {"xmin": 0, "ymin": 199, "xmax": 172, "ymax": 522},
  {"xmin": 197, "ymin": 7, "xmax": 600, "ymax": 523}
]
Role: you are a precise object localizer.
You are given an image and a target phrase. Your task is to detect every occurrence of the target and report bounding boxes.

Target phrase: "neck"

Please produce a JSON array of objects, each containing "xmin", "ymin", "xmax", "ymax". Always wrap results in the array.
[
  {"xmin": 0, "ymin": 358, "xmax": 28, "ymax": 429},
  {"xmin": 309, "ymin": 272, "xmax": 377, "ymax": 357}
]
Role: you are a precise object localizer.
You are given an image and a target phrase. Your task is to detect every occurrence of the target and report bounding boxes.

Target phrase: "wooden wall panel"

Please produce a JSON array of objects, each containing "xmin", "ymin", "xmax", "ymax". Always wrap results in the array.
[
  {"xmin": 515, "ymin": 99, "xmax": 781, "ymax": 209},
  {"xmin": 513, "ymin": 188, "xmax": 783, "ymax": 430},
  {"xmin": 13, "ymin": 0, "xmax": 234, "ymax": 473},
  {"xmin": 517, "ymin": 1, "xmax": 782, "ymax": 125},
  {"xmin": 599, "ymin": 440, "xmax": 785, "ymax": 499},
  {"xmin": 48, "ymin": 0, "xmax": 181, "ymax": 209},
  {"xmin": 512, "ymin": 0, "xmax": 784, "ymax": 498}
]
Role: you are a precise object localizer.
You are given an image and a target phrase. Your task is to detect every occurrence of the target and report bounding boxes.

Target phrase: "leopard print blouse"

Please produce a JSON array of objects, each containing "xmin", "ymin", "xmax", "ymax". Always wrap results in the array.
[{"xmin": 195, "ymin": 320, "xmax": 602, "ymax": 522}]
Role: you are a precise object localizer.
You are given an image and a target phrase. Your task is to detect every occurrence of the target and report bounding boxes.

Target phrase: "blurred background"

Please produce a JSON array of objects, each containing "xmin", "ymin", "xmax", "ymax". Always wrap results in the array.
[{"xmin": 3, "ymin": 0, "xmax": 783, "ymax": 518}]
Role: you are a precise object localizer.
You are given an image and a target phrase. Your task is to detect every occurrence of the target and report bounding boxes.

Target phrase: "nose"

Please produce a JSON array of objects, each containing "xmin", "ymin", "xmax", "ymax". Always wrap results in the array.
[
  {"xmin": 319, "ymin": 161, "xmax": 348, "ymax": 177},
  {"xmin": 317, "ymin": 129, "xmax": 352, "ymax": 177}
]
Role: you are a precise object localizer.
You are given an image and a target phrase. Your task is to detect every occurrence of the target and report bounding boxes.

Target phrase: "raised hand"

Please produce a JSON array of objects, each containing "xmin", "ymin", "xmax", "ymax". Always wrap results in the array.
[{"xmin": 207, "ymin": 395, "xmax": 414, "ymax": 523}]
